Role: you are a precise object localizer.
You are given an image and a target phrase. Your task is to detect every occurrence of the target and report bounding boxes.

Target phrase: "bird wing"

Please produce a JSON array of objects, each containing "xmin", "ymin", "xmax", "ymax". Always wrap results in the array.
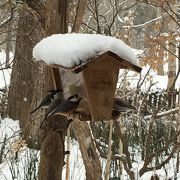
[
  {"xmin": 114, "ymin": 98, "xmax": 136, "ymax": 110},
  {"xmin": 52, "ymin": 101, "xmax": 75, "ymax": 116},
  {"xmin": 44, "ymin": 99, "xmax": 61, "ymax": 119},
  {"xmin": 30, "ymin": 98, "xmax": 51, "ymax": 114},
  {"xmin": 30, "ymin": 106, "xmax": 41, "ymax": 114},
  {"xmin": 45, "ymin": 95, "xmax": 81, "ymax": 119}
]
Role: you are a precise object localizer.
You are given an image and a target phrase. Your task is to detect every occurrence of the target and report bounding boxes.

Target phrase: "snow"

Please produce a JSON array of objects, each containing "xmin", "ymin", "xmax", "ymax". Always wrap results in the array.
[
  {"xmin": 0, "ymin": 118, "xmax": 180, "ymax": 179},
  {"xmin": 33, "ymin": 33, "xmax": 138, "ymax": 68},
  {"xmin": 119, "ymin": 65, "xmax": 180, "ymax": 90},
  {"xmin": 62, "ymin": 140, "xmax": 85, "ymax": 180},
  {"xmin": 0, "ymin": 118, "xmax": 20, "ymax": 142},
  {"xmin": 124, "ymin": 16, "xmax": 130, "ymax": 23},
  {"xmin": 0, "ymin": 118, "xmax": 39, "ymax": 180},
  {"xmin": 0, "ymin": 50, "xmax": 13, "ymax": 88}
]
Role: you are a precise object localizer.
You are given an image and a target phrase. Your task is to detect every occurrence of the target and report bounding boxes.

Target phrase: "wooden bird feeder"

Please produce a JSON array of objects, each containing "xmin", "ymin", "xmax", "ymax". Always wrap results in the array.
[{"xmin": 49, "ymin": 50, "xmax": 142, "ymax": 121}]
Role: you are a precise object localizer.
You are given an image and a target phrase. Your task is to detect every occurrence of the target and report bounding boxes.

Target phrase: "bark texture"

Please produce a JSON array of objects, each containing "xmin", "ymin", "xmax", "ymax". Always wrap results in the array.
[
  {"xmin": 72, "ymin": 120, "xmax": 102, "ymax": 180},
  {"xmin": 38, "ymin": 0, "xmax": 68, "ymax": 180},
  {"xmin": 8, "ymin": 1, "xmax": 47, "ymax": 149},
  {"xmin": 8, "ymin": 1, "xmax": 68, "ymax": 179},
  {"xmin": 38, "ymin": 131, "xmax": 65, "ymax": 180},
  {"xmin": 72, "ymin": 0, "xmax": 87, "ymax": 32}
]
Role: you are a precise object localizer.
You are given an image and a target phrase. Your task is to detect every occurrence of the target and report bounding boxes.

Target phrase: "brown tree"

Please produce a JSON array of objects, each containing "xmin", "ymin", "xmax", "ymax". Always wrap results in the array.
[
  {"xmin": 8, "ymin": 0, "xmax": 68, "ymax": 180},
  {"xmin": 8, "ymin": 0, "xmax": 46, "ymax": 149},
  {"xmin": 38, "ymin": 0, "xmax": 69, "ymax": 180}
]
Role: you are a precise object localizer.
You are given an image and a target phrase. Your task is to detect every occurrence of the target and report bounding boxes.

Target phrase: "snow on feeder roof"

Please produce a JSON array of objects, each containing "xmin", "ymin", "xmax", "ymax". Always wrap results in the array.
[
  {"xmin": 33, "ymin": 33, "xmax": 142, "ymax": 121},
  {"xmin": 33, "ymin": 33, "xmax": 141, "ymax": 73}
]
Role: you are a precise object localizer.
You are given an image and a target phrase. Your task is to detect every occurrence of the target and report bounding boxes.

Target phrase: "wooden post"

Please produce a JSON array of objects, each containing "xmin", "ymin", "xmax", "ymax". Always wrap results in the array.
[
  {"xmin": 38, "ymin": 1, "xmax": 68, "ymax": 180},
  {"xmin": 72, "ymin": 119, "xmax": 102, "ymax": 180}
]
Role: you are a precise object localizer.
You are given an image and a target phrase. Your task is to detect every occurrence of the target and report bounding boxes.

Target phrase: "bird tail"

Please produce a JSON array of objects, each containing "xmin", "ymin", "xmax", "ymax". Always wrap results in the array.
[
  {"xmin": 30, "ymin": 106, "xmax": 40, "ymax": 114},
  {"xmin": 40, "ymin": 113, "xmax": 52, "ymax": 128},
  {"xmin": 40, "ymin": 117, "xmax": 46, "ymax": 128},
  {"xmin": 44, "ymin": 110, "xmax": 54, "ymax": 120}
]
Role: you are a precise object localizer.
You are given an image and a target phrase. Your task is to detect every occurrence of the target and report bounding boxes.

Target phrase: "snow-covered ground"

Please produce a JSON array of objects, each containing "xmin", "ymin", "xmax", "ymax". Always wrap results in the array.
[
  {"xmin": 0, "ymin": 118, "xmax": 180, "ymax": 180},
  {"xmin": 0, "ymin": 118, "xmax": 39, "ymax": 180}
]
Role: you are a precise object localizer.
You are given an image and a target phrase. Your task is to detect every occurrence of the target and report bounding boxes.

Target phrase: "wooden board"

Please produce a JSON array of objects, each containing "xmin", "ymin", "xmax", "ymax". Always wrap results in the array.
[
  {"xmin": 82, "ymin": 54, "xmax": 119, "ymax": 121},
  {"xmin": 51, "ymin": 67, "xmax": 63, "ymax": 90}
]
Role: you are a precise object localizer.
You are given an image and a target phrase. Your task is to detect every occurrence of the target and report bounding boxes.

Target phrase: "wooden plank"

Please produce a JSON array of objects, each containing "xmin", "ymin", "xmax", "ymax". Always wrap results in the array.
[
  {"xmin": 106, "ymin": 51, "xmax": 142, "ymax": 73},
  {"xmin": 72, "ymin": 51, "xmax": 141, "ymax": 73},
  {"xmin": 82, "ymin": 55, "xmax": 119, "ymax": 121},
  {"xmin": 51, "ymin": 67, "xmax": 63, "ymax": 90}
]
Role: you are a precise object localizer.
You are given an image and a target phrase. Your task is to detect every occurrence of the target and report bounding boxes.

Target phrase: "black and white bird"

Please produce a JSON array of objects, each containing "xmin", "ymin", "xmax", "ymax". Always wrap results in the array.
[
  {"xmin": 112, "ymin": 98, "xmax": 136, "ymax": 118},
  {"xmin": 40, "ymin": 94, "xmax": 81, "ymax": 128},
  {"xmin": 113, "ymin": 98, "xmax": 136, "ymax": 112},
  {"xmin": 30, "ymin": 89, "xmax": 63, "ymax": 114},
  {"xmin": 43, "ymin": 98, "xmax": 62, "ymax": 120}
]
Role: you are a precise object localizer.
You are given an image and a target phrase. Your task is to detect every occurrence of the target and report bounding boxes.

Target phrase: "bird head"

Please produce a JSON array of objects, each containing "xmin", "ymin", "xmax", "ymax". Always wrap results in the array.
[
  {"xmin": 48, "ymin": 89, "xmax": 63, "ymax": 94},
  {"xmin": 68, "ymin": 94, "xmax": 82, "ymax": 103}
]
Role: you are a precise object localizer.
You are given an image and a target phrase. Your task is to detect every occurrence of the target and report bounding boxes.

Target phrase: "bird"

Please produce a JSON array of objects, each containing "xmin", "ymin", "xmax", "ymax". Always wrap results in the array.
[
  {"xmin": 30, "ymin": 89, "xmax": 63, "ymax": 114},
  {"xmin": 113, "ymin": 98, "xmax": 136, "ymax": 112},
  {"xmin": 43, "ymin": 98, "xmax": 62, "ymax": 119},
  {"xmin": 40, "ymin": 94, "xmax": 81, "ymax": 128},
  {"xmin": 39, "ymin": 98, "xmax": 62, "ymax": 128},
  {"xmin": 112, "ymin": 98, "xmax": 136, "ymax": 118}
]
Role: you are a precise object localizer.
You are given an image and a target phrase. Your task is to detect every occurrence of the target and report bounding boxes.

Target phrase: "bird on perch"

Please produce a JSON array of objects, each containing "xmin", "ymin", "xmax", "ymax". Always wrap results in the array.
[
  {"xmin": 30, "ymin": 89, "xmax": 63, "ymax": 114},
  {"xmin": 112, "ymin": 97, "xmax": 136, "ymax": 118},
  {"xmin": 40, "ymin": 94, "xmax": 81, "ymax": 128},
  {"xmin": 113, "ymin": 98, "xmax": 136, "ymax": 112}
]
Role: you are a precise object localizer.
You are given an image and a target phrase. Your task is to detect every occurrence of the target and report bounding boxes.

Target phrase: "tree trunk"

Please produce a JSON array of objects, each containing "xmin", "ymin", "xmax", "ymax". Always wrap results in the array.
[
  {"xmin": 72, "ymin": 120, "xmax": 102, "ymax": 180},
  {"xmin": 72, "ymin": 0, "xmax": 87, "ymax": 32},
  {"xmin": 8, "ymin": 0, "xmax": 68, "ymax": 179},
  {"xmin": 38, "ymin": 1, "xmax": 68, "ymax": 180},
  {"xmin": 7, "ymin": 1, "xmax": 46, "ymax": 149},
  {"xmin": 166, "ymin": 2, "xmax": 177, "ymax": 102},
  {"xmin": 38, "ymin": 131, "xmax": 65, "ymax": 180}
]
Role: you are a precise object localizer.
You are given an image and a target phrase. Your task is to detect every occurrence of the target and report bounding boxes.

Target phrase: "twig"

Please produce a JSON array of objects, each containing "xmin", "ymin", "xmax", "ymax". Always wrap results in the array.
[
  {"xmin": 65, "ymin": 126, "xmax": 71, "ymax": 180},
  {"xmin": 104, "ymin": 120, "xmax": 113, "ymax": 180},
  {"xmin": 144, "ymin": 107, "xmax": 179, "ymax": 120}
]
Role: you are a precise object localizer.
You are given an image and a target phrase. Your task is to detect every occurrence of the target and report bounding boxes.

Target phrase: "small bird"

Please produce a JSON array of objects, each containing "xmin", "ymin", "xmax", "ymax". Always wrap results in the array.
[
  {"xmin": 30, "ymin": 89, "xmax": 63, "ymax": 114},
  {"xmin": 40, "ymin": 98, "xmax": 62, "ymax": 128},
  {"xmin": 112, "ymin": 98, "xmax": 136, "ymax": 118},
  {"xmin": 40, "ymin": 94, "xmax": 81, "ymax": 128},
  {"xmin": 113, "ymin": 98, "xmax": 136, "ymax": 112},
  {"xmin": 46, "ymin": 94, "xmax": 81, "ymax": 118},
  {"xmin": 43, "ymin": 98, "xmax": 62, "ymax": 120}
]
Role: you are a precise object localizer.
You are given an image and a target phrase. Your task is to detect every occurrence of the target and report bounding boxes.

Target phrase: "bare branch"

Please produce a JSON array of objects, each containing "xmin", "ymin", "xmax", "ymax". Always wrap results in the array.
[
  {"xmin": 144, "ymin": 107, "xmax": 179, "ymax": 120},
  {"xmin": 144, "ymin": 33, "xmax": 178, "ymax": 59}
]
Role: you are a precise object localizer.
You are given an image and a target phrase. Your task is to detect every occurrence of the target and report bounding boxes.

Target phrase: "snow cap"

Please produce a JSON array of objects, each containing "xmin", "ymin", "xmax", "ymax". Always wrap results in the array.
[{"xmin": 33, "ymin": 33, "xmax": 138, "ymax": 68}]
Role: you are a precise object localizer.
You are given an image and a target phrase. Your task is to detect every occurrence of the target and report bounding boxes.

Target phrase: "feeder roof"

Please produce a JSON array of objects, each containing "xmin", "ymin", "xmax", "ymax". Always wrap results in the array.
[{"xmin": 33, "ymin": 33, "xmax": 141, "ymax": 72}]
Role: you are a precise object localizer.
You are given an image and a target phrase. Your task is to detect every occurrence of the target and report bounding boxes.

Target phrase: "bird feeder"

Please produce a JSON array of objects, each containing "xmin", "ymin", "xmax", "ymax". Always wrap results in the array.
[
  {"xmin": 49, "ymin": 51, "xmax": 141, "ymax": 121},
  {"xmin": 33, "ymin": 33, "xmax": 142, "ymax": 121}
]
